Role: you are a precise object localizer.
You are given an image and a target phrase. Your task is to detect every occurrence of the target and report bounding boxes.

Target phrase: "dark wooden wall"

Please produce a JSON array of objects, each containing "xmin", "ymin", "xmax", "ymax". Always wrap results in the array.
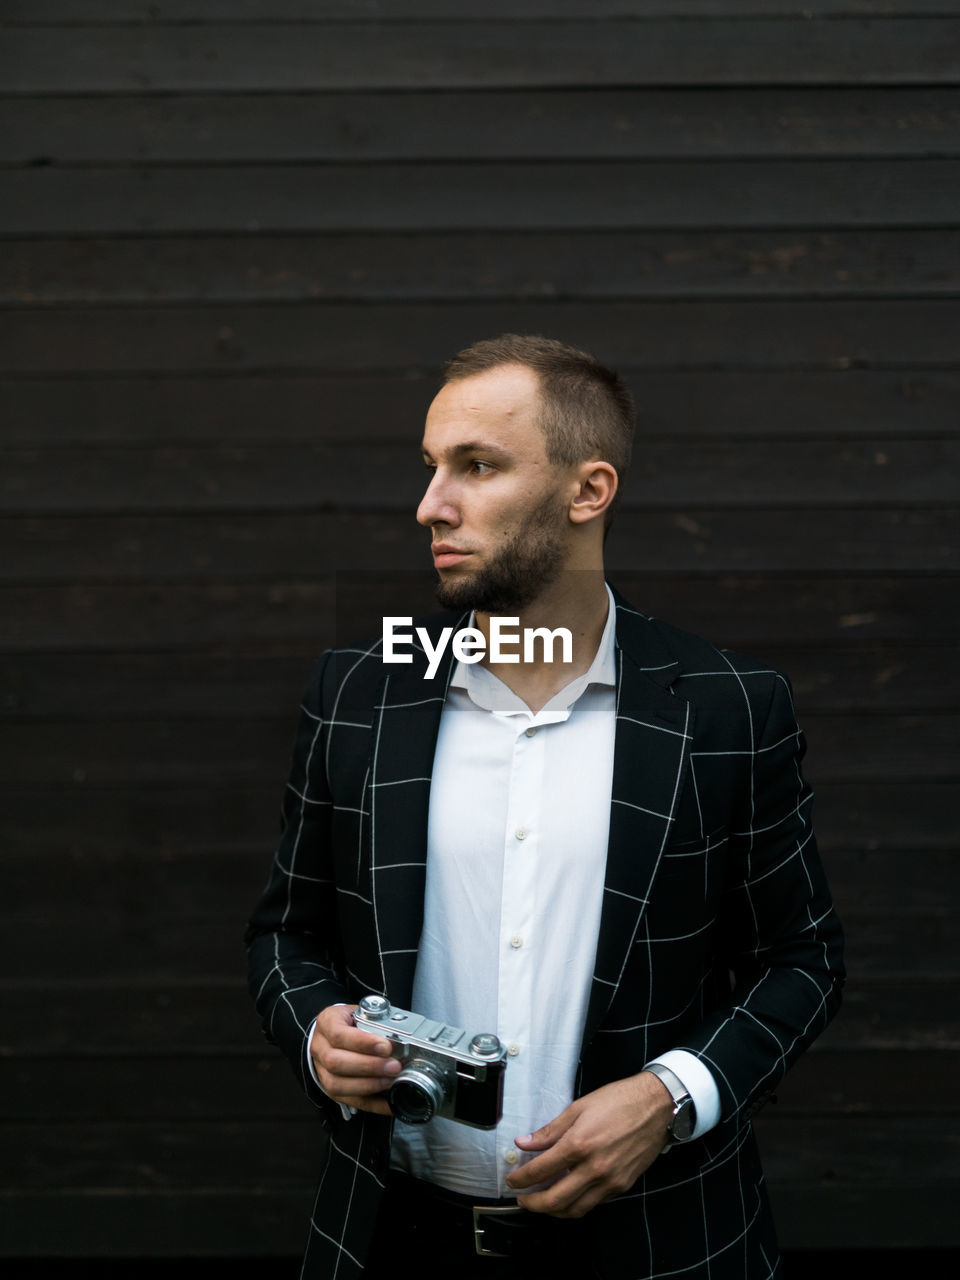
[{"xmin": 2, "ymin": 0, "xmax": 958, "ymax": 1258}]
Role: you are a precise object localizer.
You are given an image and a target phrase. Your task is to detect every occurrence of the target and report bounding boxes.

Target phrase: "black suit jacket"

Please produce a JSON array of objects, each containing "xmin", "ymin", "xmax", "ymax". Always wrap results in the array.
[{"xmin": 247, "ymin": 590, "xmax": 844, "ymax": 1279}]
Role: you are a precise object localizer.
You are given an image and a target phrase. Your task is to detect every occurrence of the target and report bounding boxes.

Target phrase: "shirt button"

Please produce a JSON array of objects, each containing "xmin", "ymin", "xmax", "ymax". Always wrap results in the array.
[
  {"xmin": 507, "ymin": 1044, "xmax": 520, "ymax": 1057},
  {"xmin": 510, "ymin": 935, "xmax": 523, "ymax": 949},
  {"xmin": 514, "ymin": 827, "xmax": 527, "ymax": 841},
  {"xmin": 524, "ymin": 726, "xmax": 538, "ymax": 738},
  {"xmin": 504, "ymin": 1150, "xmax": 519, "ymax": 1166}
]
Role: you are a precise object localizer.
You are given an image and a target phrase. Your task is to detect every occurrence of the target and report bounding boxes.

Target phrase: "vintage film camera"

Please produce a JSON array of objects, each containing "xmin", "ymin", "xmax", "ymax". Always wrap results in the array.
[{"xmin": 354, "ymin": 994, "xmax": 507, "ymax": 1129}]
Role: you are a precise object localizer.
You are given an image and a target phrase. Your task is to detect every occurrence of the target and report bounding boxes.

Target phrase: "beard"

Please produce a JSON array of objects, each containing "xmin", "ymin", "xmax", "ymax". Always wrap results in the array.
[{"xmin": 433, "ymin": 491, "xmax": 568, "ymax": 614}]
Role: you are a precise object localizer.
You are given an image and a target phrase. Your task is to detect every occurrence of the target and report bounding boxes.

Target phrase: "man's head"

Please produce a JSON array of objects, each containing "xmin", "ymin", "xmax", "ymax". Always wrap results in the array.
[
  {"xmin": 441, "ymin": 334, "xmax": 635, "ymax": 527},
  {"xmin": 417, "ymin": 336, "xmax": 634, "ymax": 614}
]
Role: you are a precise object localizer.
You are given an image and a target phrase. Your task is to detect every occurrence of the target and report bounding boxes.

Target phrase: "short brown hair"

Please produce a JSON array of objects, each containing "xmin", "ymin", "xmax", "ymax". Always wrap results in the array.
[{"xmin": 442, "ymin": 334, "xmax": 635, "ymax": 527}]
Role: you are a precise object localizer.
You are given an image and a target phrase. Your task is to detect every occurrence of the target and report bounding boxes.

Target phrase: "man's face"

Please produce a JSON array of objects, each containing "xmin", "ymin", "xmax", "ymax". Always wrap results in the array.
[{"xmin": 417, "ymin": 364, "xmax": 575, "ymax": 613}]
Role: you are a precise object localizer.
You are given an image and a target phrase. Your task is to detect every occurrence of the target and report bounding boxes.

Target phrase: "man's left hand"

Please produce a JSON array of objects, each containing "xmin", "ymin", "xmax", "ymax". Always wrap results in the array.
[{"xmin": 505, "ymin": 1072, "xmax": 676, "ymax": 1218}]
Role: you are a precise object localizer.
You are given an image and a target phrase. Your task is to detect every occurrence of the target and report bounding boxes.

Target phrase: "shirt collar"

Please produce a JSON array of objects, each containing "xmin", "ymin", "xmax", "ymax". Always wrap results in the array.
[{"xmin": 450, "ymin": 583, "xmax": 617, "ymax": 718}]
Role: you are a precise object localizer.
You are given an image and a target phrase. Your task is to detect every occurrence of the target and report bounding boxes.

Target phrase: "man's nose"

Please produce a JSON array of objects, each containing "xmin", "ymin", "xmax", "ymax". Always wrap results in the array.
[{"xmin": 416, "ymin": 471, "xmax": 459, "ymax": 528}]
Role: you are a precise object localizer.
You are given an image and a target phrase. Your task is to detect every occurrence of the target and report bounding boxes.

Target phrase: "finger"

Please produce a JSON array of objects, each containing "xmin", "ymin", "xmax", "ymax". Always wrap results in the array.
[
  {"xmin": 505, "ymin": 1143, "xmax": 573, "ymax": 1190},
  {"xmin": 514, "ymin": 1161, "xmax": 594, "ymax": 1216},
  {"xmin": 513, "ymin": 1130, "xmax": 554, "ymax": 1152},
  {"xmin": 517, "ymin": 1178, "xmax": 606, "ymax": 1221},
  {"xmin": 333, "ymin": 1028, "xmax": 396, "ymax": 1057},
  {"xmin": 316, "ymin": 1067, "xmax": 400, "ymax": 1105},
  {"xmin": 321, "ymin": 1010, "xmax": 395, "ymax": 1057},
  {"xmin": 513, "ymin": 1105, "xmax": 577, "ymax": 1153},
  {"xmin": 339, "ymin": 1094, "xmax": 393, "ymax": 1118},
  {"xmin": 317, "ymin": 1044, "xmax": 402, "ymax": 1079}
]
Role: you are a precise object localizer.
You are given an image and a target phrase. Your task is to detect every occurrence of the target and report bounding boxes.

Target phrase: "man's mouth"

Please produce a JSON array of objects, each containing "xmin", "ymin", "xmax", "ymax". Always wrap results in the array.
[{"xmin": 431, "ymin": 543, "xmax": 471, "ymax": 569}]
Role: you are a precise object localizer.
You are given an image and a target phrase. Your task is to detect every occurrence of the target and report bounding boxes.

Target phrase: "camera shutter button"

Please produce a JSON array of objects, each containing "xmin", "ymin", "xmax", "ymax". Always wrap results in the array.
[
  {"xmin": 470, "ymin": 1033, "xmax": 503, "ymax": 1058},
  {"xmin": 358, "ymin": 995, "xmax": 391, "ymax": 1020}
]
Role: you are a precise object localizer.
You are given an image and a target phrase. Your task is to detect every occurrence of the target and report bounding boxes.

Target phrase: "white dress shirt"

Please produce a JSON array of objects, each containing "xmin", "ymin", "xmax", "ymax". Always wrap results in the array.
[{"xmin": 386, "ymin": 586, "xmax": 720, "ymax": 1196}]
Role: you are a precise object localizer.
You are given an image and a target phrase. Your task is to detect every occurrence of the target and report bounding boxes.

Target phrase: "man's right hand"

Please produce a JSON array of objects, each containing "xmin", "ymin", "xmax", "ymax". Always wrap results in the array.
[{"xmin": 309, "ymin": 1004, "xmax": 400, "ymax": 1116}]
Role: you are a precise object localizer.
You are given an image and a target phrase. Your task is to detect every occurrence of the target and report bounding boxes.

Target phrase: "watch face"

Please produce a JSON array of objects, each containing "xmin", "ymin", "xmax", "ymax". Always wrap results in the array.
[{"xmin": 672, "ymin": 1098, "xmax": 696, "ymax": 1142}]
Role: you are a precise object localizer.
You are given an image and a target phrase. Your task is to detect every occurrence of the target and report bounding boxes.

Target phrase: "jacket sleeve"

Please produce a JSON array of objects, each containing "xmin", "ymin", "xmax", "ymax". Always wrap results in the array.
[
  {"xmin": 675, "ymin": 672, "xmax": 845, "ymax": 1123},
  {"xmin": 245, "ymin": 653, "xmax": 350, "ymax": 1109}
]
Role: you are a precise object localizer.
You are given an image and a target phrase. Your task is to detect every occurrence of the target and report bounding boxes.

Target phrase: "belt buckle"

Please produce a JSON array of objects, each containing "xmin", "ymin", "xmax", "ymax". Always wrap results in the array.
[{"xmin": 472, "ymin": 1204, "xmax": 523, "ymax": 1257}]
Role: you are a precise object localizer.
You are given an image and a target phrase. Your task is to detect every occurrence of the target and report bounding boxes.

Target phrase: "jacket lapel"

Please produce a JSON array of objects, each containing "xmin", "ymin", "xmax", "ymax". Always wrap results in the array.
[
  {"xmin": 580, "ymin": 595, "xmax": 695, "ymax": 1049},
  {"xmin": 367, "ymin": 610, "xmax": 466, "ymax": 1006}
]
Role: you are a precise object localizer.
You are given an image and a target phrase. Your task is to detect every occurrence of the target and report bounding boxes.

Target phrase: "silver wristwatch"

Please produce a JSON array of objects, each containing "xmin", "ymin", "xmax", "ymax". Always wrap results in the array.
[{"xmin": 644, "ymin": 1062, "xmax": 696, "ymax": 1148}]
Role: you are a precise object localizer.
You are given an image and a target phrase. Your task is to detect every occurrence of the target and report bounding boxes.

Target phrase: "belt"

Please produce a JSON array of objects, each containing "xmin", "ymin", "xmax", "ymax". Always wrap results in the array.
[{"xmin": 384, "ymin": 1169, "xmax": 590, "ymax": 1261}]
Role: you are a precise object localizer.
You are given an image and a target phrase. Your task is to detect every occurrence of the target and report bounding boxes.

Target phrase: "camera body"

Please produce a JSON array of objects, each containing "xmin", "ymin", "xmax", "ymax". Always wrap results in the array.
[{"xmin": 353, "ymin": 994, "xmax": 506, "ymax": 1129}]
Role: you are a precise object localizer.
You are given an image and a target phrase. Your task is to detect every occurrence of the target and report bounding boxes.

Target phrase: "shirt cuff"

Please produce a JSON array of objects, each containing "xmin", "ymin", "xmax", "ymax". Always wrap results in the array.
[
  {"xmin": 646, "ymin": 1049, "xmax": 721, "ymax": 1140},
  {"xmin": 305, "ymin": 1014, "xmax": 357, "ymax": 1120}
]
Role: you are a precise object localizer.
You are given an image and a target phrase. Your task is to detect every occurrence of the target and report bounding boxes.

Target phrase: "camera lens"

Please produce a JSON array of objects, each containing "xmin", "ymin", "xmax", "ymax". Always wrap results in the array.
[{"xmin": 388, "ymin": 1059, "xmax": 447, "ymax": 1125}]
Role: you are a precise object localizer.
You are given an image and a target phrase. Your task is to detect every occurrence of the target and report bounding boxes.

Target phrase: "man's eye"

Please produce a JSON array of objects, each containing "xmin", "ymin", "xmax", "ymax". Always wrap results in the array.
[{"xmin": 471, "ymin": 461, "xmax": 494, "ymax": 475}]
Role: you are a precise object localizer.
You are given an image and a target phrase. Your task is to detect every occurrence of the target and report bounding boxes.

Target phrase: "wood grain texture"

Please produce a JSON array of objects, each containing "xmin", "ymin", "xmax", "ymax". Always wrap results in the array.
[
  {"xmin": 4, "ymin": 645, "xmax": 955, "ymax": 717},
  {"xmin": 5, "ymin": 159, "xmax": 959, "ymax": 235},
  {"xmin": 3, "ymin": 371, "xmax": 956, "ymax": 443},
  {"xmin": 0, "ymin": 1182, "xmax": 954, "ymax": 1254},
  {"xmin": 5, "ymin": 980, "xmax": 955, "ymax": 1057},
  {"xmin": 3, "ymin": 300, "xmax": 959, "ymax": 373},
  {"xmin": 6, "ymin": 88, "xmax": 959, "ymax": 164},
  {"xmin": 5, "ymin": 1047, "xmax": 953, "ymax": 1124},
  {"xmin": 4, "ymin": 439, "xmax": 957, "ymax": 513},
  {"xmin": 3, "ymin": 21, "xmax": 960, "ymax": 95},
  {"xmin": 9, "ymin": 4, "xmax": 960, "ymax": 23},
  {"xmin": 6, "ymin": 231, "xmax": 960, "ymax": 304},
  {"xmin": 3, "ymin": 576, "xmax": 954, "ymax": 650},
  {"xmin": 1, "ymin": 1114, "xmax": 956, "ymax": 1192},
  {"xmin": 3, "ymin": 714, "xmax": 956, "ymax": 788},
  {"xmin": 5, "ymin": 847, "xmax": 951, "ymax": 982},
  {"xmin": 2, "ymin": 509, "xmax": 956, "ymax": 595},
  {"xmin": 4, "ymin": 782, "xmax": 957, "ymax": 857}
]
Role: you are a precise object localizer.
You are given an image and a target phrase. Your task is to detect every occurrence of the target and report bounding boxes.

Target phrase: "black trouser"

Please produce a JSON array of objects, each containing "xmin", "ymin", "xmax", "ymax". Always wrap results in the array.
[{"xmin": 365, "ymin": 1169, "xmax": 598, "ymax": 1277}]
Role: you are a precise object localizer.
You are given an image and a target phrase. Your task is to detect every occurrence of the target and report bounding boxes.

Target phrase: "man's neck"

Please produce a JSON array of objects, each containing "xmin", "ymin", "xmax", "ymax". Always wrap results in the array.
[{"xmin": 473, "ymin": 572, "xmax": 610, "ymax": 714}]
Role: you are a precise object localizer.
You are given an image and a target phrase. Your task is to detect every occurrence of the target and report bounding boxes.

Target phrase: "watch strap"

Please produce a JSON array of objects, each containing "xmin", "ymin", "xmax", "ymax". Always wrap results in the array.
[{"xmin": 644, "ymin": 1062, "xmax": 696, "ymax": 1147}]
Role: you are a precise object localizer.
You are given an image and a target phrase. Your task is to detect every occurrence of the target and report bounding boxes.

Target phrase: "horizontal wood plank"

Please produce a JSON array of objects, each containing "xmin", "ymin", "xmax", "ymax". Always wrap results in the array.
[
  {"xmin": 8, "ymin": 4, "xmax": 960, "ymax": 24},
  {"xmin": 2, "ymin": 576, "xmax": 954, "ymax": 651},
  {"xmin": 3, "ymin": 301, "xmax": 960, "ymax": 374},
  {"xmin": 2, "ymin": 1121, "xmax": 321, "ymax": 1193},
  {"xmin": 4, "ymin": 979, "xmax": 955, "ymax": 1057},
  {"xmin": 3, "ymin": 21, "xmax": 959, "ymax": 94},
  {"xmin": 6, "ymin": 645, "xmax": 955, "ymax": 717},
  {"xmin": 764, "ymin": 1047, "xmax": 960, "ymax": 1114},
  {"xmin": 5, "ymin": 1046, "xmax": 952, "ymax": 1124},
  {"xmin": 1, "ymin": 788, "xmax": 282, "ymax": 856},
  {"xmin": 5, "ymin": 88, "xmax": 959, "ymax": 164},
  {"xmin": 3, "ymin": 371, "xmax": 957, "ymax": 443},
  {"xmin": 0, "ymin": 1054, "xmax": 313, "ymax": 1123},
  {"xmin": 5, "ymin": 230, "xmax": 960, "ymax": 305},
  {"xmin": 0, "ymin": 1185, "xmax": 955, "ymax": 1255},
  {"xmin": 2, "ymin": 1115, "xmax": 956, "ymax": 1193},
  {"xmin": 4, "ymin": 160, "xmax": 960, "ymax": 235},
  {"xmin": 0, "ymin": 1190, "xmax": 314, "ymax": 1259},
  {"xmin": 4, "ymin": 848, "xmax": 953, "ymax": 983},
  {"xmin": 1, "ymin": 983, "xmax": 263, "ymax": 1057},
  {"xmin": 3, "ymin": 782, "xmax": 955, "ymax": 857},
  {"xmin": 3, "ymin": 509, "xmax": 957, "ymax": 597},
  {"xmin": 4, "ymin": 439, "xmax": 957, "ymax": 513},
  {"xmin": 756, "ymin": 1117, "xmax": 960, "ymax": 1183},
  {"xmin": 767, "ymin": 1184, "xmax": 960, "ymax": 1249},
  {"xmin": 0, "ymin": 1182, "xmax": 952, "ymax": 1256},
  {"xmin": 2, "ymin": 714, "xmax": 956, "ymax": 788}
]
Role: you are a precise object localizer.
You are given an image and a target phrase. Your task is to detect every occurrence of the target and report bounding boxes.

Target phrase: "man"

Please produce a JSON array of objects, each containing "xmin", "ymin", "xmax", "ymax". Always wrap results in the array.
[{"xmin": 246, "ymin": 335, "xmax": 844, "ymax": 1279}]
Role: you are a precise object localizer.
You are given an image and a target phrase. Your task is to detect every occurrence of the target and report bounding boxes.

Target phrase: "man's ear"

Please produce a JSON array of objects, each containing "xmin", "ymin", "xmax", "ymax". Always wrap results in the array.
[{"xmin": 568, "ymin": 460, "xmax": 618, "ymax": 525}]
